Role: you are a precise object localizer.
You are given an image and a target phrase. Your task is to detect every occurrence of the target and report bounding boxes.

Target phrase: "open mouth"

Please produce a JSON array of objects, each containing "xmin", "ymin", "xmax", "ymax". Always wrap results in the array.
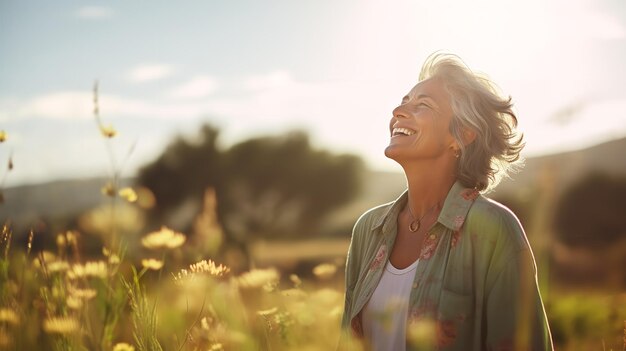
[{"xmin": 392, "ymin": 127, "xmax": 417, "ymax": 137}]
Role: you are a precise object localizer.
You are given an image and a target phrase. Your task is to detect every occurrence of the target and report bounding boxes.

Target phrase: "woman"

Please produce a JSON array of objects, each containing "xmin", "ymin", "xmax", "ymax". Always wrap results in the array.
[{"xmin": 340, "ymin": 53, "xmax": 553, "ymax": 350}]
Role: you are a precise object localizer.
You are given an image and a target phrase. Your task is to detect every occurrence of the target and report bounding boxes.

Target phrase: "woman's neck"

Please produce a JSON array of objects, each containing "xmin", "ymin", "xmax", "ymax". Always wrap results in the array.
[{"xmin": 401, "ymin": 159, "xmax": 457, "ymax": 217}]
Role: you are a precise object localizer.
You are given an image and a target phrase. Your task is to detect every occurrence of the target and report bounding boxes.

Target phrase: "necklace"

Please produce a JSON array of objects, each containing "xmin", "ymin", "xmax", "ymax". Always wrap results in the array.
[{"xmin": 406, "ymin": 202, "xmax": 439, "ymax": 232}]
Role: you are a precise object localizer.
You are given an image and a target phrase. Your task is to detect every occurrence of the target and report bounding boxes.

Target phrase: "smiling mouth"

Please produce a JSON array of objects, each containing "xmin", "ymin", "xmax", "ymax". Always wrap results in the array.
[{"xmin": 392, "ymin": 127, "xmax": 417, "ymax": 137}]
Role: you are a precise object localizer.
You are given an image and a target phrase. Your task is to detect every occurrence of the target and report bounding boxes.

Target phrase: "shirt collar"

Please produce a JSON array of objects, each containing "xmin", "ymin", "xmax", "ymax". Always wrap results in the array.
[{"xmin": 371, "ymin": 181, "xmax": 478, "ymax": 233}]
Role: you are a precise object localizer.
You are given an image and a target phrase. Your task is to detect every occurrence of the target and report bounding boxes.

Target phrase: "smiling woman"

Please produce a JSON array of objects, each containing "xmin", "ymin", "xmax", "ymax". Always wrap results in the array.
[{"xmin": 340, "ymin": 53, "xmax": 553, "ymax": 351}]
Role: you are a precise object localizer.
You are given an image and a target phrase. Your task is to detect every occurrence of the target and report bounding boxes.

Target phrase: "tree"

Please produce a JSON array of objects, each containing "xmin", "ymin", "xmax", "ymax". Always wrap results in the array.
[
  {"xmin": 138, "ymin": 125, "xmax": 223, "ymax": 221},
  {"xmin": 553, "ymin": 172, "xmax": 626, "ymax": 248},
  {"xmin": 137, "ymin": 125, "xmax": 363, "ymax": 243}
]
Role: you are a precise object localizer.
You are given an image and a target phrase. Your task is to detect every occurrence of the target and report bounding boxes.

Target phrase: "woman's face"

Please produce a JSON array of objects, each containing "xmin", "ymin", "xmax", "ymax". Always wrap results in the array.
[{"xmin": 384, "ymin": 77, "xmax": 457, "ymax": 164}]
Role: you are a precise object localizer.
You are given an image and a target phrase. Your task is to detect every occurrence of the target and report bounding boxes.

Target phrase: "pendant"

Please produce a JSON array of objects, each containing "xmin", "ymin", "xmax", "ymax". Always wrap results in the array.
[{"xmin": 409, "ymin": 219, "xmax": 420, "ymax": 232}]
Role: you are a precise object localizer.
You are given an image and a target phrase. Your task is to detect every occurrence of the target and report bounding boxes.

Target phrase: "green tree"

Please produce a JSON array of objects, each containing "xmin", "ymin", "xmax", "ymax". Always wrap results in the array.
[
  {"xmin": 554, "ymin": 172, "xmax": 626, "ymax": 248},
  {"xmin": 137, "ymin": 124, "xmax": 363, "ymax": 244}
]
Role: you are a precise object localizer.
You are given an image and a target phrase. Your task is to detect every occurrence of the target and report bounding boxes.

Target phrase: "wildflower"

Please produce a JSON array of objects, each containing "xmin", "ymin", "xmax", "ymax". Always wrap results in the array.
[
  {"xmin": 47, "ymin": 261, "xmax": 70, "ymax": 273},
  {"xmin": 108, "ymin": 254, "xmax": 120, "ymax": 265},
  {"xmin": 68, "ymin": 287, "xmax": 97, "ymax": 299},
  {"xmin": 0, "ymin": 131, "xmax": 6, "ymax": 142},
  {"xmin": 100, "ymin": 124, "xmax": 117, "ymax": 138},
  {"xmin": 173, "ymin": 260, "xmax": 230, "ymax": 285},
  {"xmin": 113, "ymin": 342, "xmax": 135, "ymax": 351},
  {"xmin": 43, "ymin": 316, "xmax": 79, "ymax": 334},
  {"xmin": 329, "ymin": 305, "xmax": 343, "ymax": 318},
  {"xmin": 289, "ymin": 274, "xmax": 302, "ymax": 288},
  {"xmin": 189, "ymin": 259, "xmax": 230, "ymax": 277},
  {"xmin": 101, "ymin": 182, "xmax": 116, "ymax": 197},
  {"xmin": 141, "ymin": 258, "xmax": 164, "ymax": 271},
  {"xmin": 141, "ymin": 226, "xmax": 186, "ymax": 250},
  {"xmin": 65, "ymin": 231, "xmax": 78, "ymax": 245},
  {"xmin": 209, "ymin": 343, "xmax": 224, "ymax": 351},
  {"xmin": 67, "ymin": 261, "xmax": 108, "ymax": 279},
  {"xmin": 136, "ymin": 187, "xmax": 156, "ymax": 209},
  {"xmin": 257, "ymin": 307, "xmax": 278, "ymax": 316},
  {"xmin": 312, "ymin": 263, "xmax": 337, "ymax": 280},
  {"xmin": 118, "ymin": 187, "xmax": 137, "ymax": 202},
  {"xmin": 66, "ymin": 296, "xmax": 83, "ymax": 310},
  {"xmin": 236, "ymin": 268, "xmax": 279, "ymax": 289},
  {"xmin": 56, "ymin": 234, "xmax": 66, "ymax": 248},
  {"xmin": 0, "ymin": 308, "xmax": 19, "ymax": 325}
]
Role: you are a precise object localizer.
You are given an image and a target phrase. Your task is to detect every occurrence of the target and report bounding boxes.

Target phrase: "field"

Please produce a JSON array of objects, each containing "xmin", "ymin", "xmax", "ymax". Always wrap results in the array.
[{"xmin": 0, "ymin": 223, "xmax": 625, "ymax": 351}]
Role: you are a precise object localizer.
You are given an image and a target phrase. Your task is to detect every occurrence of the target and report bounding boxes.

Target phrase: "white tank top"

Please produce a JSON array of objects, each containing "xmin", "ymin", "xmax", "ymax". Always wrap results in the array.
[{"xmin": 362, "ymin": 258, "xmax": 419, "ymax": 351}]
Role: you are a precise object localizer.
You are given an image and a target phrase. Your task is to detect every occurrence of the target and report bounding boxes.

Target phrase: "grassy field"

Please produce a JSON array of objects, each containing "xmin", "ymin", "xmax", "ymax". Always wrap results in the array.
[{"xmin": 0, "ymin": 224, "xmax": 625, "ymax": 351}]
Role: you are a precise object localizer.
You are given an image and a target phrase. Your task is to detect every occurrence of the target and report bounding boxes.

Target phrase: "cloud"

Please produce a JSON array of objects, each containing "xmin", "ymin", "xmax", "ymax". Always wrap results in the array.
[
  {"xmin": 167, "ymin": 76, "xmax": 218, "ymax": 99},
  {"xmin": 7, "ymin": 91, "xmax": 203, "ymax": 120},
  {"xmin": 128, "ymin": 64, "xmax": 175, "ymax": 83},
  {"xmin": 75, "ymin": 6, "xmax": 114, "ymax": 20},
  {"xmin": 243, "ymin": 70, "xmax": 293, "ymax": 91}
]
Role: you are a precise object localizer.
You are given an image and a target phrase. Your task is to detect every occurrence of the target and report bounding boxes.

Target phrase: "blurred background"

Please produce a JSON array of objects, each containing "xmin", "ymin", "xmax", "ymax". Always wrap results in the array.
[{"xmin": 1, "ymin": 0, "xmax": 625, "ymax": 349}]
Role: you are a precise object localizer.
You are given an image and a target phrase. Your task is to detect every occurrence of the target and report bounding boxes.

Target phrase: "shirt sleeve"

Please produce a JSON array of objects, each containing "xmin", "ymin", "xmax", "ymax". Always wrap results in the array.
[
  {"xmin": 341, "ymin": 216, "xmax": 365, "ymax": 330},
  {"xmin": 484, "ymin": 231, "xmax": 553, "ymax": 350}
]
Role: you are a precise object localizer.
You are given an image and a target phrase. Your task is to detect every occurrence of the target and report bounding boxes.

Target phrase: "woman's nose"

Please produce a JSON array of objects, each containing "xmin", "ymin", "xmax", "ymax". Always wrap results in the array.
[{"xmin": 392, "ymin": 105, "xmax": 406, "ymax": 119}]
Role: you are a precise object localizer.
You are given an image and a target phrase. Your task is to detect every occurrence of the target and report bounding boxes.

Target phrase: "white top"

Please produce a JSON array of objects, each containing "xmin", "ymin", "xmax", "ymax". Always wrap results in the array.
[{"xmin": 362, "ymin": 258, "xmax": 419, "ymax": 351}]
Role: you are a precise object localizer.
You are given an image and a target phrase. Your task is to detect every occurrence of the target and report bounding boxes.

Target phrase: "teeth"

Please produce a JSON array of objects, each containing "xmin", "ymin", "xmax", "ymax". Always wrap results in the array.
[{"xmin": 392, "ymin": 127, "xmax": 416, "ymax": 136}]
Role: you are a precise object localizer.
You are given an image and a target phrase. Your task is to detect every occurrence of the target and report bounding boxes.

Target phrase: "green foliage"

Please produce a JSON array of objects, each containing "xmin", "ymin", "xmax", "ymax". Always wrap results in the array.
[
  {"xmin": 546, "ymin": 292, "xmax": 626, "ymax": 350},
  {"xmin": 554, "ymin": 172, "xmax": 626, "ymax": 248},
  {"xmin": 138, "ymin": 125, "xmax": 364, "ymax": 241}
]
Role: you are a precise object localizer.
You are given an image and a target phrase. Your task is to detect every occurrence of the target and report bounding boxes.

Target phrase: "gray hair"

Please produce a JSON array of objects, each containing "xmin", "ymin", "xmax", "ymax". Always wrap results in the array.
[{"xmin": 419, "ymin": 52, "xmax": 524, "ymax": 192}]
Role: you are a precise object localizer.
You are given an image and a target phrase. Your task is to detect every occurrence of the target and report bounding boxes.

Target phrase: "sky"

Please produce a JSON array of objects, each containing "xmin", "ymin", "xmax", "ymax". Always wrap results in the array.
[{"xmin": 1, "ymin": 0, "xmax": 625, "ymax": 187}]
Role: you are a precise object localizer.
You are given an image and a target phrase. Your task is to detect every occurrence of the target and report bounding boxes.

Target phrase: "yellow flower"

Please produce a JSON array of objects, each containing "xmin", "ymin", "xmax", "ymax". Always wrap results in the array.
[
  {"xmin": 0, "ymin": 131, "xmax": 6, "ymax": 142},
  {"xmin": 0, "ymin": 308, "xmax": 19, "ymax": 325},
  {"xmin": 312, "ymin": 263, "xmax": 337, "ymax": 280},
  {"xmin": 68, "ymin": 287, "xmax": 97, "ymax": 299},
  {"xmin": 47, "ymin": 261, "xmax": 70, "ymax": 273},
  {"xmin": 101, "ymin": 182, "xmax": 116, "ymax": 197},
  {"xmin": 56, "ymin": 234, "xmax": 66, "ymax": 248},
  {"xmin": 236, "ymin": 268, "xmax": 279, "ymax": 289},
  {"xmin": 289, "ymin": 274, "xmax": 302, "ymax": 288},
  {"xmin": 141, "ymin": 226, "xmax": 186, "ymax": 250},
  {"xmin": 43, "ymin": 316, "xmax": 79, "ymax": 334},
  {"xmin": 141, "ymin": 258, "xmax": 164, "ymax": 270},
  {"xmin": 209, "ymin": 343, "xmax": 224, "ymax": 351},
  {"xmin": 67, "ymin": 261, "xmax": 108, "ymax": 279},
  {"xmin": 112, "ymin": 342, "xmax": 135, "ymax": 351},
  {"xmin": 173, "ymin": 259, "xmax": 230, "ymax": 285},
  {"xmin": 100, "ymin": 124, "xmax": 117, "ymax": 138},
  {"xmin": 118, "ymin": 187, "xmax": 138, "ymax": 202},
  {"xmin": 256, "ymin": 307, "xmax": 278, "ymax": 316},
  {"xmin": 66, "ymin": 296, "xmax": 83, "ymax": 310},
  {"xmin": 189, "ymin": 259, "xmax": 230, "ymax": 276},
  {"xmin": 109, "ymin": 254, "xmax": 120, "ymax": 265}
]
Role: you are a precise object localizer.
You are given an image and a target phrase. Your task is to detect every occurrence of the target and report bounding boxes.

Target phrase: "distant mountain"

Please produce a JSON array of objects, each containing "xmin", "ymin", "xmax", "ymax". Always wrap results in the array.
[
  {"xmin": 0, "ymin": 177, "xmax": 133, "ymax": 231},
  {"xmin": 496, "ymin": 136, "xmax": 626, "ymax": 196}
]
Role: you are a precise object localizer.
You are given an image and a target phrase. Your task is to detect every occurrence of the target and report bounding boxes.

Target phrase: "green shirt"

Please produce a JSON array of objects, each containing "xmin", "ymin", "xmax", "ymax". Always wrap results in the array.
[{"xmin": 340, "ymin": 182, "xmax": 553, "ymax": 350}]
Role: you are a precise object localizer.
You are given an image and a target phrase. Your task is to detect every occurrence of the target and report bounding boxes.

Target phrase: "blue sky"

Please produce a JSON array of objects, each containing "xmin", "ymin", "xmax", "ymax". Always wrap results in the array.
[{"xmin": 1, "ymin": 0, "xmax": 625, "ymax": 186}]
